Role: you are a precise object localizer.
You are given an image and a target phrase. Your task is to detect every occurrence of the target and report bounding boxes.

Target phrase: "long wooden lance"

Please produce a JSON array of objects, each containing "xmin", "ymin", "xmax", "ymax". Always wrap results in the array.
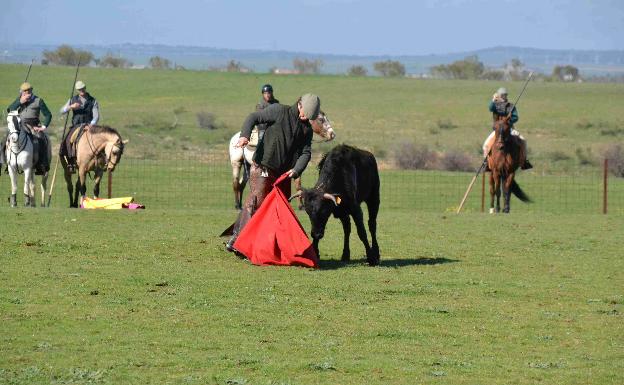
[
  {"xmin": 47, "ymin": 59, "xmax": 82, "ymax": 207},
  {"xmin": 456, "ymin": 71, "xmax": 533, "ymax": 214}
]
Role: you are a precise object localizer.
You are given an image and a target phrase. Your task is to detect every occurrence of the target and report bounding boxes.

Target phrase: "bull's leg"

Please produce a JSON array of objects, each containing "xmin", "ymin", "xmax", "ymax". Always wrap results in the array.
[
  {"xmin": 366, "ymin": 198, "xmax": 380, "ymax": 265},
  {"xmin": 312, "ymin": 238, "xmax": 320, "ymax": 260},
  {"xmin": 338, "ymin": 215, "xmax": 351, "ymax": 261},
  {"xmin": 351, "ymin": 205, "xmax": 375, "ymax": 265}
]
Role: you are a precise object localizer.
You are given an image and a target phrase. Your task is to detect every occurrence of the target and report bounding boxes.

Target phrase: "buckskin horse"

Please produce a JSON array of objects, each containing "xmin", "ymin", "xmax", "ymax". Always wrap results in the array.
[
  {"xmin": 228, "ymin": 110, "xmax": 336, "ymax": 210},
  {"xmin": 487, "ymin": 117, "xmax": 531, "ymax": 213},
  {"xmin": 62, "ymin": 125, "xmax": 127, "ymax": 208}
]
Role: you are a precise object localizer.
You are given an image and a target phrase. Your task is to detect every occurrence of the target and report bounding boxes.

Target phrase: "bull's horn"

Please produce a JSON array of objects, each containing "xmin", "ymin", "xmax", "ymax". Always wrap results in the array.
[
  {"xmin": 122, "ymin": 139, "xmax": 130, "ymax": 144},
  {"xmin": 323, "ymin": 193, "xmax": 340, "ymax": 206},
  {"xmin": 288, "ymin": 191, "xmax": 302, "ymax": 202}
]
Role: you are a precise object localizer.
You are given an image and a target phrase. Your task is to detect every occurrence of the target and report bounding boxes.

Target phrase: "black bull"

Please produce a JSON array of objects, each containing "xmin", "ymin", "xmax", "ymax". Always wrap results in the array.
[{"xmin": 292, "ymin": 144, "xmax": 380, "ymax": 266}]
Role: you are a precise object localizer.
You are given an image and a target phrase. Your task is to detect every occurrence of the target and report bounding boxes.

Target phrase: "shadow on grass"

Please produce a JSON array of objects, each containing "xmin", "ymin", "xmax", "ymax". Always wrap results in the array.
[{"xmin": 318, "ymin": 257, "xmax": 459, "ymax": 270}]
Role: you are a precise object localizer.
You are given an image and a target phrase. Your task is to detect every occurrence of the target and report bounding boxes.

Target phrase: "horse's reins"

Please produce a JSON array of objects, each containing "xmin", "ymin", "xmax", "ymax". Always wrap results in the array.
[{"xmin": 84, "ymin": 130, "xmax": 124, "ymax": 170}]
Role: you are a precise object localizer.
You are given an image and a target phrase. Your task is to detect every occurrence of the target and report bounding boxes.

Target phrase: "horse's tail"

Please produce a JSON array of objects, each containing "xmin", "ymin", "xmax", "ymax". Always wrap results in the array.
[{"xmin": 511, "ymin": 180, "xmax": 531, "ymax": 203}]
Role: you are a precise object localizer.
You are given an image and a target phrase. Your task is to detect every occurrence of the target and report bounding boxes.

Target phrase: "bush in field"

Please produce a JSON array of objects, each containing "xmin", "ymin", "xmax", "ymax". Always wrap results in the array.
[
  {"xmin": 548, "ymin": 150, "xmax": 572, "ymax": 162},
  {"xmin": 439, "ymin": 149, "xmax": 473, "ymax": 171},
  {"xmin": 605, "ymin": 144, "xmax": 624, "ymax": 177},
  {"xmin": 394, "ymin": 142, "xmax": 436, "ymax": 170},
  {"xmin": 430, "ymin": 55, "xmax": 484, "ymax": 79},
  {"xmin": 293, "ymin": 58, "xmax": 323, "ymax": 74},
  {"xmin": 575, "ymin": 147, "xmax": 595, "ymax": 166},
  {"xmin": 373, "ymin": 60, "xmax": 405, "ymax": 77},
  {"xmin": 437, "ymin": 119, "xmax": 457, "ymax": 130},
  {"xmin": 42, "ymin": 45, "xmax": 93, "ymax": 66},
  {"xmin": 196, "ymin": 111, "xmax": 218, "ymax": 130},
  {"xmin": 98, "ymin": 53, "xmax": 132, "ymax": 68},
  {"xmin": 347, "ymin": 65, "xmax": 368, "ymax": 76},
  {"xmin": 552, "ymin": 65, "xmax": 580, "ymax": 82},
  {"xmin": 149, "ymin": 56, "xmax": 171, "ymax": 69}
]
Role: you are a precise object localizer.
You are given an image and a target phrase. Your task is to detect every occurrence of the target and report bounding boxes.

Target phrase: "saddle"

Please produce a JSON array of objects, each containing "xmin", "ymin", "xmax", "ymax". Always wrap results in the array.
[{"xmin": 69, "ymin": 124, "xmax": 87, "ymax": 146}]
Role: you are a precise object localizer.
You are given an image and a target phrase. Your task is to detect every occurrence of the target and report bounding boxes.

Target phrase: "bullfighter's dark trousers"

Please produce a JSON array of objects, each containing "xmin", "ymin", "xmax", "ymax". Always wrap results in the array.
[{"xmin": 227, "ymin": 164, "xmax": 291, "ymax": 251}]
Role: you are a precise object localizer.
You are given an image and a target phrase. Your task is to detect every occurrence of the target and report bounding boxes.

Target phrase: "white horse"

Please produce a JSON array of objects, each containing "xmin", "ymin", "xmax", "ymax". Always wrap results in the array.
[
  {"xmin": 228, "ymin": 110, "xmax": 336, "ymax": 209},
  {"xmin": 4, "ymin": 111, "xmax": 48, "ymax": 207}
]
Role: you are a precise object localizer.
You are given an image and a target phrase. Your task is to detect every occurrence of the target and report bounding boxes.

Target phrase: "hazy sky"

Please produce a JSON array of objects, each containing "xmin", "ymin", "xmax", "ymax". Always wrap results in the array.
[{"xmin": 1, "ymin": 0, "xmax": 623, "ymax": 55}]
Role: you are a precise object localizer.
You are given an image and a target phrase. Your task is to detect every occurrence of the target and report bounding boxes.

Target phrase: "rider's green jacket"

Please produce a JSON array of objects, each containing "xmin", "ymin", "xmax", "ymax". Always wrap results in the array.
[
  {"xmin": 489, "ymin": 100, "xmax": 518, "ymax": 126},
  {"xmin": 240, "ymin": 102, "xmax": 312, "ymax": 177},
  {"xmin": 7, "ymin": 95, "xmax": 52, "ymax": 127}
]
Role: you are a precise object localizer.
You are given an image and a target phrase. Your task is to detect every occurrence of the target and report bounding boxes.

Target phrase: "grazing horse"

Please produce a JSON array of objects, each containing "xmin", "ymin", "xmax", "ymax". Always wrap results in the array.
[
  {"xmin": 4, "ymin": 111, "xmax": 49, "ymax": 207},
  {"xmin": 487, "ymin": 117, "xmax": 531, "ymax": 213},
  {"xmin": 62, "ymin": 125, "xmax": 127, "ymax": 208},
  {"xmin": 228, "ymin": 110, "xmax": 336, "ymax": 209}
]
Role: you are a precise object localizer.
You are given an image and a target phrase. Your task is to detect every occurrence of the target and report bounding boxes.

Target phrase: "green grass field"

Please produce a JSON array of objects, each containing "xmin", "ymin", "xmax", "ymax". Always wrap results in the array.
[
  {"xmin": 1, "ymin": 64, "xmax": 623, "ymax": 171},
  {"xmin": 1, "ymin": 209, "xmax": 622, "ymax": 384},
  {"xmin": 1, "ymin": 64, "xmax": 623, "ymax": 384}
]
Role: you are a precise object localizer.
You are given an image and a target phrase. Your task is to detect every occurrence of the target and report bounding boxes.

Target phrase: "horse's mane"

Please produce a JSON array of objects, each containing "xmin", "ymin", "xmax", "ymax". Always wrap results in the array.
[{"xmin": 89, "ymin": 125, "xmax": 121, "ymax": 137}]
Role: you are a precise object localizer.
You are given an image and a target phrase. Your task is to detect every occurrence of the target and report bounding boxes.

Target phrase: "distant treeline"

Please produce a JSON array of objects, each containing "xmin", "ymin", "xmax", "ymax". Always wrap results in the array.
[{"xmin": 41, "ymin": 44, "xmax": 624, "ymax": 83}]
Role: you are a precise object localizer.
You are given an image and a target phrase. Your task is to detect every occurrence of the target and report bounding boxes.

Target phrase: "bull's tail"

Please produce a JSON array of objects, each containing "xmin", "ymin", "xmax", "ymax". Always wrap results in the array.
[{"xmin": 511, "ymin": 180, "xmax": 531, "ymax": 203}]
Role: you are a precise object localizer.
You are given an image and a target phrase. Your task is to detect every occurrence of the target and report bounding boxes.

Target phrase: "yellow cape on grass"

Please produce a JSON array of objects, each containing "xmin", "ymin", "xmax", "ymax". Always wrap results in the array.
[{"xmin": 81, "ymin": 197, "xmax": 134, "ymax": 209}]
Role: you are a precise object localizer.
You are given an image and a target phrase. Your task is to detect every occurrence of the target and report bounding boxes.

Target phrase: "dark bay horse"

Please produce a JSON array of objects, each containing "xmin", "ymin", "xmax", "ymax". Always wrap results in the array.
[
  {"xmin": 487, "ymin": 117, "xmax": 531, "ymax": 213},
  {"xmin": 62, "ymin": 125, "xmax": 127, "ymax": 207}
]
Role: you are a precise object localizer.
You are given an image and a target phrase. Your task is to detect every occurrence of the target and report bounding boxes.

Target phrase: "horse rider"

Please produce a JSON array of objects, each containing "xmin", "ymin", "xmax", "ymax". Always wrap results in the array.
[
  {"xmin": 226, "ymin": 93, "xmax": 321, "ymax": 253},
  {"xmin": 2, "ymin": 82, "xmax": 52, "ymax": 175},
  {"xmin": 250, "ymin": 84, "xmax": 280, "ymax": 145},
  {"xmin": 59, "ymin": 81, "xmax": 100, "ymax": 173},
  {"xmin": 482, "ymin": 87, "xmax": 533, "ymax": 170}
]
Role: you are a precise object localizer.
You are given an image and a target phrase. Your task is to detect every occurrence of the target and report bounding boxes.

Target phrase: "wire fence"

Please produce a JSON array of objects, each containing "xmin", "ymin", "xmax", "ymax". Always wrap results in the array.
[{"xmin": 1, "ymin": 155, "xmax": 622, "ymax": 214}]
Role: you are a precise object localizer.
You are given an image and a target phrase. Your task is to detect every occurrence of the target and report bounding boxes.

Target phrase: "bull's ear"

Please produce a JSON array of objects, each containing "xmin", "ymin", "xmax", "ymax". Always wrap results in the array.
[{"xmin": 322, "ymin": 193, "xmax": 340, "ymax": 206}]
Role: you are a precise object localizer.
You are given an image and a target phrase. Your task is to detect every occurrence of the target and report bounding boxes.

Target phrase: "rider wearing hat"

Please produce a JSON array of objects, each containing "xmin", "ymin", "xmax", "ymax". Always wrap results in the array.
[
  {"xmin": 255, "ymin": 84, "xmax": 279, "ymax": 132},
  {"xmin": 59, "ymin": 81, "xmax": 100, "ymax": 173},
  {"xmin": 3, "ymin": 82, "xmax": 53, "ymax": 174},
  {"xmin": 483, "ymin": 87, "xmax": 532, "ymax": 170}
]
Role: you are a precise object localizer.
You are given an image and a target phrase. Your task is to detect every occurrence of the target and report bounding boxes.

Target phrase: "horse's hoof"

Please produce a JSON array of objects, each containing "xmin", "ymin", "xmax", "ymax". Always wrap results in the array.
[{"xmin": 489, "ymin": 208, "xmax": 495, "ymax": 214}]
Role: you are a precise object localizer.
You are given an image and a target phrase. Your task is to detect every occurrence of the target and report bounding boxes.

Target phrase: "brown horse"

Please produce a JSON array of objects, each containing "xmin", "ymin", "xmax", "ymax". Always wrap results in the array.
[
  {"xmin": 62, "ymin": 125, "xmax": 127, "ymax": 208},
  {"xmin": 487, "ymin": 117, "xmax": 531, "ymax": 213}
]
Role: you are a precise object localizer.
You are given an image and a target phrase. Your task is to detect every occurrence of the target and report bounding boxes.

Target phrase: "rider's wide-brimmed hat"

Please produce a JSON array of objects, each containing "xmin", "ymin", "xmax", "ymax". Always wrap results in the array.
[
  {"xmin": 20, "ymin": 82, "xmax": 32, "ymax": 92},
  {"xmin": 300, "ymin": 93, "xmax": 320, "ymax": 120},
  {"xmin": 75, "ymin": 81, "xmax": 86, "ymax": 90}
]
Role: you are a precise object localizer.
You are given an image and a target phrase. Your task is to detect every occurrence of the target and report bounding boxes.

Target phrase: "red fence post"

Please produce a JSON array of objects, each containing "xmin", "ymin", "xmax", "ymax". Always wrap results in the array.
[{"xmin": 603, "ymin": 159, "xmax": 608, "ymax": 214}]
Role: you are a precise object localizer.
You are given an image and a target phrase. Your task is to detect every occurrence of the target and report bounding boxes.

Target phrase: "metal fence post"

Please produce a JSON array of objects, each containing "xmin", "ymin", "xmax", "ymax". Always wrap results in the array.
[{"xmin": 603, "ymin": 158, "xmax": 608, "ymax": 214}]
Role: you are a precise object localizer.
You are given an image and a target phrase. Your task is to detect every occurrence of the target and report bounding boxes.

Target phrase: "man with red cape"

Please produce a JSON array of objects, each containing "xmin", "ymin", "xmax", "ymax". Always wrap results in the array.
[{"xmin": 225, "ymin": 93, "xmax": 322, "ymax": 268}]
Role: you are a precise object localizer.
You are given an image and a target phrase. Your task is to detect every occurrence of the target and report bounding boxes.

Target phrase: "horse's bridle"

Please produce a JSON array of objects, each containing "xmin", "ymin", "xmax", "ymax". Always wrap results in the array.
[
  {"xmin": 7, "ymin": 115, "xmax": 28, "ymax": 155},
  {"xmin": 85, "ymin": 131, "xmax": 124, "ymax": 169}
]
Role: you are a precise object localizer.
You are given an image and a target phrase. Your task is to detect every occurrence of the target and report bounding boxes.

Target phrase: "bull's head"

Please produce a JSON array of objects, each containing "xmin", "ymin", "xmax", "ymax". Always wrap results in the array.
[{"xmin": 290, "ymin": 188, "xmax": 341, "ymax": 247}]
